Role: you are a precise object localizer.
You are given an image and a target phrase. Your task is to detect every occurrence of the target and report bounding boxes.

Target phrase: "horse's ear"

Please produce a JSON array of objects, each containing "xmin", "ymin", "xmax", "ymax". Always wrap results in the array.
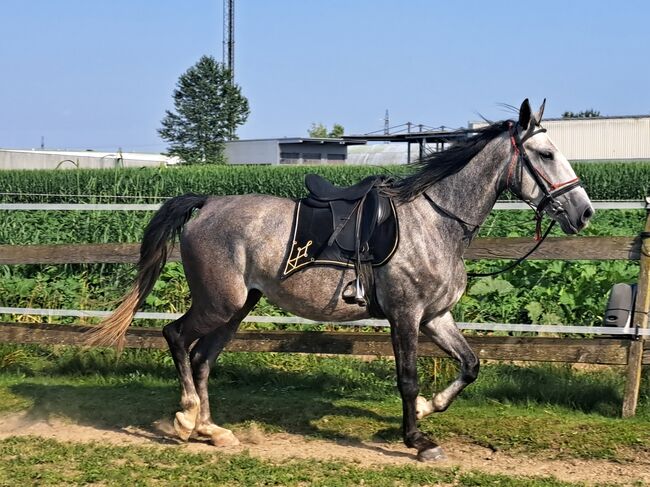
[
  {"xmin": 534, "ymin": 98, "xmax": 546, "ymax": 126},
  {"xmin": 518, "ymin": 98, "xmax": 532, "ymax": 129}
]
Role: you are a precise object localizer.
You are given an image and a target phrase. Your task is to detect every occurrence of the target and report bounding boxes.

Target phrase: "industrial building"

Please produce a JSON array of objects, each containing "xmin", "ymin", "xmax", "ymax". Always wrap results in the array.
[
  {"xmin": 224, "ymin": 137, "xmax": 365, "ymax": 165},
  {"xmin": 470, "ymin": 115, "xmax": 650, "ymax": 161},
  {"xmin": 228, "ymin": 115, "xmax": 650, "ymax": 166},
  {"xmin": 3, "ymin": 115, "xmax": 648, "ymax": 169}
]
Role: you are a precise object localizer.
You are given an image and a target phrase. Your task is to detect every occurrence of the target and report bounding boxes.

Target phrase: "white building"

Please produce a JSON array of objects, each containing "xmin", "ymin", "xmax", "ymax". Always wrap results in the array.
[
  {"xmin": 471, "ymin": 115, "xmax": 650, "ymax": 161},
  {"xmin": 0, "ymin": 149, "xmax": 179, "ymax": 170}
]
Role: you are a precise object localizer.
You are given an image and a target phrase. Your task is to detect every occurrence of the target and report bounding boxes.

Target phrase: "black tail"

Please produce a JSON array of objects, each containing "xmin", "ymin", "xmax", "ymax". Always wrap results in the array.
[{"xmin": 86, "ymin": 194, "xmax": 208, "ymax": 349}]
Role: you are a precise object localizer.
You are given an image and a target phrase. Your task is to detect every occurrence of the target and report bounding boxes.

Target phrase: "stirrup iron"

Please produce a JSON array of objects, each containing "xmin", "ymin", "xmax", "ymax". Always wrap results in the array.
[{"xmin": 342, "ymin": 276, "xmax": 367, "ymax": 307}]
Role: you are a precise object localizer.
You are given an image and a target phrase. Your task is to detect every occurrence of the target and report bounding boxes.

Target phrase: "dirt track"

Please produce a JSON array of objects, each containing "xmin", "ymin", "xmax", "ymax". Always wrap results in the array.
[{"xmin": 0, "ymin": 412, "xmax": 648, "ymax": 486}]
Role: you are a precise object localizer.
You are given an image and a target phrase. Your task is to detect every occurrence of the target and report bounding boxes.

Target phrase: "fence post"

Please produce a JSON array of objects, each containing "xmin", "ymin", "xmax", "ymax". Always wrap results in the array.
[{"xmin": 622, "ymin": 197, "xmax": 650, "ymax": 418}]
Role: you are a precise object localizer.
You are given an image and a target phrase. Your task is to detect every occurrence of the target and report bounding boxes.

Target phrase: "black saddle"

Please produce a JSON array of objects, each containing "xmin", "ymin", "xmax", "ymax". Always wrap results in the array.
[
  {"xmin": 305, "ymin": 174, "xmax": 379, "ymax": 201},
  {"xmin": 282, "ymin": 174, "xmax": 399, "ymax": 313}
]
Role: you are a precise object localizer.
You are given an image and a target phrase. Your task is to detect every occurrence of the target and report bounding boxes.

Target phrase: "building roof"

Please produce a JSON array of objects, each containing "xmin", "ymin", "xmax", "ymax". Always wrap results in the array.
[
  {"xmin": 226, "ymin": 137, "xmax": 366, "ymax": 145},
  {"xmin": 540, "ymin": 114, "xmax": 650, "ymax": 122},
  {"xmin": 342, "ymin": 128, "xmax": 471, "ymax": 144}
]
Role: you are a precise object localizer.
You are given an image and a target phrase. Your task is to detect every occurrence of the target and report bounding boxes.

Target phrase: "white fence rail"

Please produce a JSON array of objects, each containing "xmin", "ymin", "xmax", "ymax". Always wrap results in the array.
[
  {"xmin": 1, "ymin": 306, "xmax": 647, "ymax": 337},
  {"xmin": 0, "ymin": 200, "xmax": 647, "ymax": 211}
]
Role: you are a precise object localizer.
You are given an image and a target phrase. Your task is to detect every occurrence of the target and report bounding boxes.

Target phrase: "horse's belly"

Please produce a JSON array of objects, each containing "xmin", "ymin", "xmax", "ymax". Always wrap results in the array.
[{"xmin": 255, "ymin": 266, "xmax": 373, "ymax": 322}]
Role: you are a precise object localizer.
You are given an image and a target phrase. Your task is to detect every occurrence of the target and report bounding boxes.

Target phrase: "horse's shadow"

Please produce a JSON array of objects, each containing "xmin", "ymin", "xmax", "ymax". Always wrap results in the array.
[
  {"xmin": 7, "ymin": 357, "xmax": 625, "ymax": 461},
  {"xmin": 7, "ymin": 360, "xmax": 408, "ymax": 459}
]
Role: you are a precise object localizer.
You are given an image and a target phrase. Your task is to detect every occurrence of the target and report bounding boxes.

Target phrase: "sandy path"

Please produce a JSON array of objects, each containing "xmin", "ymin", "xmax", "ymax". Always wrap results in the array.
[{"xmin": 0, "ymin": 412, "xmax": 647, "ymax": 486}]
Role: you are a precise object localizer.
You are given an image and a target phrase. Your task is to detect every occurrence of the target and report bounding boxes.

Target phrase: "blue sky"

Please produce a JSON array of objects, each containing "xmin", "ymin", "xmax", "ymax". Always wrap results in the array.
[{"xmin": 1, "ymin": 0, "xmax": 649, "ymax": 152}]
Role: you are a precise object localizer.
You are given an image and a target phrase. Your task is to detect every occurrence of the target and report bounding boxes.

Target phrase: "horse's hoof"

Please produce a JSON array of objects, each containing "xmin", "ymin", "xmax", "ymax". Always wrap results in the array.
[
  {"xmin": 417, "ymin": 446, "xmax": 446, "ymax": 462},
  {"xmin": 416, "ymin": 396, "xmax": 434, "ymax": 420},
  {"xmin": 174, "ymin": 412, "xmax": 195, "ymax": 441},
  {"xmin": 210, "ymin": 429, "xmax": 240, "ymax": 447}
]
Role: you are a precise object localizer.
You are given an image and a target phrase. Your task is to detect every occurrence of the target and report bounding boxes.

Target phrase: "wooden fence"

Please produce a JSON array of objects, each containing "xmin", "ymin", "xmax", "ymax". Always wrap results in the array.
[{"xmin": 0, "ymin": 201, "xmax": 649, "ymax": 416}]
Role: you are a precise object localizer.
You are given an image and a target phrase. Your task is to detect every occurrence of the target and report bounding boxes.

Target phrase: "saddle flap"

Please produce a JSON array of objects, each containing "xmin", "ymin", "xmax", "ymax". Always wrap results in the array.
[{"xmin": 330, "ymin": 191, "xmax": 379, "ymax": 252}]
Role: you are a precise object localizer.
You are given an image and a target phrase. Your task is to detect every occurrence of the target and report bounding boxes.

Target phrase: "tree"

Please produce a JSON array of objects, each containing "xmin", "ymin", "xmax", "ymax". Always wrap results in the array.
[
  {"xmin": 308, "ymin": 123, "xmax": 328, "ymax": 138},
  {"xmin": 329, "ymin": 123, "xmax": 344, "ymax": 138},
  {"xmin": 308, "ymin": 123, "xmax": 345, "ymax": 138},
  {"xmin": 562, "ymin": 109, "xmax": 601, "ymax": 118},
  {"xmin": 159, "ymin": 55, "xmax": 249, "ymax": 164}
]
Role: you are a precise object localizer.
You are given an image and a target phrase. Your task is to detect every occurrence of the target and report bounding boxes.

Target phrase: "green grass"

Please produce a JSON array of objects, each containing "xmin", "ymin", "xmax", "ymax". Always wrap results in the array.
[
  {"xmin": 0, "ymin": 346, "xmax": 648, "ymax": 463},
  {"xmin": 0, "ymin": 436, "xmax": 592, "ymax": 487}
]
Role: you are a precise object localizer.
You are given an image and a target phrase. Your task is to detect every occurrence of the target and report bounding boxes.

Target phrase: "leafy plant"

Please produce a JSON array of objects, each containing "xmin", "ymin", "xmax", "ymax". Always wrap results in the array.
[{"xmin": 0, "ymin": 162, "xmax": 648, "ymax": 203}]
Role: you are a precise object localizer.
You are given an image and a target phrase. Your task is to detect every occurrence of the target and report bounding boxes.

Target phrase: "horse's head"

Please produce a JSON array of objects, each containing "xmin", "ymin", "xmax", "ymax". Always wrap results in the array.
[{"xmin": 506, "ymin": 99, "xmax": 594, "ymax": 234}]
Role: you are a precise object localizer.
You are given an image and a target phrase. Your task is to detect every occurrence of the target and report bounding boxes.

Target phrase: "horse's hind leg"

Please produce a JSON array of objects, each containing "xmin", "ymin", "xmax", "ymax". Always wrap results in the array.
[
  {"xmin": 189, "ymin": 290, "xmax": 262, "ymax": 447},
  {"xmin": 417, "ymin": 312, "xmax": 479, "ymax": 418},
  {"xmin": 162, "ymin": 311, "xmax": 204, "ymax": 441}
]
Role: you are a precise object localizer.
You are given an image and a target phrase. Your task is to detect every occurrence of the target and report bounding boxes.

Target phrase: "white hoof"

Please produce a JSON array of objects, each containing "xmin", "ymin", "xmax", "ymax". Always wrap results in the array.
[
  {"xmin": 416, "ymin": 396, "xmax": 434, "ymax": 420},
  {"xmin": 195, "ymin": 424, "xmax": 240, "ymax": 447},
  {"xmin": 210, "ymin": 429, "xmax": 240, "ymax": 447},
  {"xmin": 174, "ymin": 411, "xmax": 195, "ymax": 441}
]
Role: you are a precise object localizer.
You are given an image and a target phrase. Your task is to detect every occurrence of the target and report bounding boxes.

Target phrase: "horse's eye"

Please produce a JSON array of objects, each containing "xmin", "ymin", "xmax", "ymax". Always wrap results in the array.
[{"xmin": 540, "ymin": 151, "xmax": 553, "ymax": 160}]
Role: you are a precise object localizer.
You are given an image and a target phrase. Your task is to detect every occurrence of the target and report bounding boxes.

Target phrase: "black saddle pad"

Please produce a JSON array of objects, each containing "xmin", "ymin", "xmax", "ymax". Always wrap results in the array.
[{"xmin": 281, "ymin": 195, "xmax": 399, "ymax": 278}]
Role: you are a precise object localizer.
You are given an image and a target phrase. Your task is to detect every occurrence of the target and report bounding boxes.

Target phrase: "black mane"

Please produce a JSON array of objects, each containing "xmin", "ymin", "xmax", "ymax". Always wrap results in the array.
[{"xmin": 384, "ymin": 120, "xmax": 510, "ymax": 202}]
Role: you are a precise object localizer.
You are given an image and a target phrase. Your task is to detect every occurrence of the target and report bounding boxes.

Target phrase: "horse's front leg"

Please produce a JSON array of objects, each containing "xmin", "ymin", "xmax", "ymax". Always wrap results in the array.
[
  {"xmin": 389, "ymin": 320, "xmax": 445, "ymax": 462},
  {"xmin": 416, "ymin": 312, "xmax": 479, "ymax": 418}
]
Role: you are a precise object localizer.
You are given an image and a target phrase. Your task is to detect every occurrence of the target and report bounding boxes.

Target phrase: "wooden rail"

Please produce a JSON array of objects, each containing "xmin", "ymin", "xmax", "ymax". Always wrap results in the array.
[
  {"xmin": 2, "ymin": 322, "xmax": 646, "ymax": 366},
  {"xmin": 0, "ymin": 236, "xmax": 643, "ymax": 265}
]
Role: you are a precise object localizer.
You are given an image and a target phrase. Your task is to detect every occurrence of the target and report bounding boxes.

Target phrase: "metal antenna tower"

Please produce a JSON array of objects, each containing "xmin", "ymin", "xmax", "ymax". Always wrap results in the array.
[
  {"xmin": 384, "ymin": 109, "xmax": 390, "ymax": 143},
  {"xmin": 222, "ymin": 0, "xmax": 235, "ymax": 81}
]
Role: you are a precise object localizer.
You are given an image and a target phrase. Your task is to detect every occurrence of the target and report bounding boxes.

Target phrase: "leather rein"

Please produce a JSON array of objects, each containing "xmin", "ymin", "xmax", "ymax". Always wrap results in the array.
[{"xmin": 467, "ymin": 122, "xmax": 583, "ymax": 278}]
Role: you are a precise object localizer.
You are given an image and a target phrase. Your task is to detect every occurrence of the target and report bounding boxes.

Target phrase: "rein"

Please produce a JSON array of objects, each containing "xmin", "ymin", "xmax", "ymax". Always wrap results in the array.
[
  {"xmin": 466, "ymin": 220, "xmax": 556, "ymax": 278},
  {"xmin": 467, "ymin": 122, "xmax": 582, "ymax": 278}
]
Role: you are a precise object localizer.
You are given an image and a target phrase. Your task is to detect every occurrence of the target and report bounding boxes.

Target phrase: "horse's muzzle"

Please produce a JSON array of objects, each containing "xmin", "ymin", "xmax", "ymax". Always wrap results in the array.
[{"xmin": 548, "ymin": 186, "xmax": 594, "ymax": 234}]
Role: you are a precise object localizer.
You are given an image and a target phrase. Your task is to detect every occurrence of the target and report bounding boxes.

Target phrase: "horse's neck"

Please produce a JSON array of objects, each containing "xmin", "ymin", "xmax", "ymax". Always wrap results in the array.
[{"xmin": 424, "ymin": 137, "xmax": 509, "ymax": 229}]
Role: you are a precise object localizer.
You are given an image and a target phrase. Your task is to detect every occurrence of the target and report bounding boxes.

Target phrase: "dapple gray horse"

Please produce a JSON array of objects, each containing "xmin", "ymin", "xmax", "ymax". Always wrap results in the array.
[{"xmin": 88, "ymin": 99, "xmax": 593, "ymax": 461}]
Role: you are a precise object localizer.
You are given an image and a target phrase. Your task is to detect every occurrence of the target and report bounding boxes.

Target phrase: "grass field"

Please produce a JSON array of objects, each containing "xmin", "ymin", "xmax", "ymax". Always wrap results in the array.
[
  {"xmin": 0, "ymin": 346, "xmax": 649, "ymax": 485},
  {"xmin": 0, "ymin": 437, "xmax": 597, "ymax": 487}
]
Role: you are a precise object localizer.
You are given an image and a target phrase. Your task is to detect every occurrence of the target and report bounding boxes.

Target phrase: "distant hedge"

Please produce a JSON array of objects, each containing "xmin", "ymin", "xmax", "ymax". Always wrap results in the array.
[{"xmin": 0, "ymin": 162, "xmax": 647, "ymax": 203}]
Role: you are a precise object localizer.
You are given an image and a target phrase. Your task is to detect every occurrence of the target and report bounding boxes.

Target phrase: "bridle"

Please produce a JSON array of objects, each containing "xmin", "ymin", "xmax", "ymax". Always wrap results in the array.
[
  {"xmin": 467, "ymin": 121, "xmax": 583, "ymax": 278},
  {"xmin": 506, "ymin": 121, "xmax": 582, "ymax": 238}
]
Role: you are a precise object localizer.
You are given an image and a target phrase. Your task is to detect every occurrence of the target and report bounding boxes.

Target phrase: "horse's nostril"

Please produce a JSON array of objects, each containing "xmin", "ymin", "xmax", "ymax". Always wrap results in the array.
[{"xmin": 581, "ymin": 206, "xmax": 594, "ymax": 223}]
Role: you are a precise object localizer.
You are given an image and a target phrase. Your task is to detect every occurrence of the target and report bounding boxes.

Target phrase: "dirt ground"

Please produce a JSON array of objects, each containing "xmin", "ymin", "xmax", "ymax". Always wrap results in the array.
[{"xmin": 0, "ymin": 412, "xmax": 648, "ymax": 486}]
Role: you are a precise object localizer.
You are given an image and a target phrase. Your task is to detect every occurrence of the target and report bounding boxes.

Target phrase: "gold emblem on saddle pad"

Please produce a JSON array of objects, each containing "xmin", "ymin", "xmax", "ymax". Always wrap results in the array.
[{"xmin": 284, "ymin": 240, "xmax": 313, "ymax": 275}]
